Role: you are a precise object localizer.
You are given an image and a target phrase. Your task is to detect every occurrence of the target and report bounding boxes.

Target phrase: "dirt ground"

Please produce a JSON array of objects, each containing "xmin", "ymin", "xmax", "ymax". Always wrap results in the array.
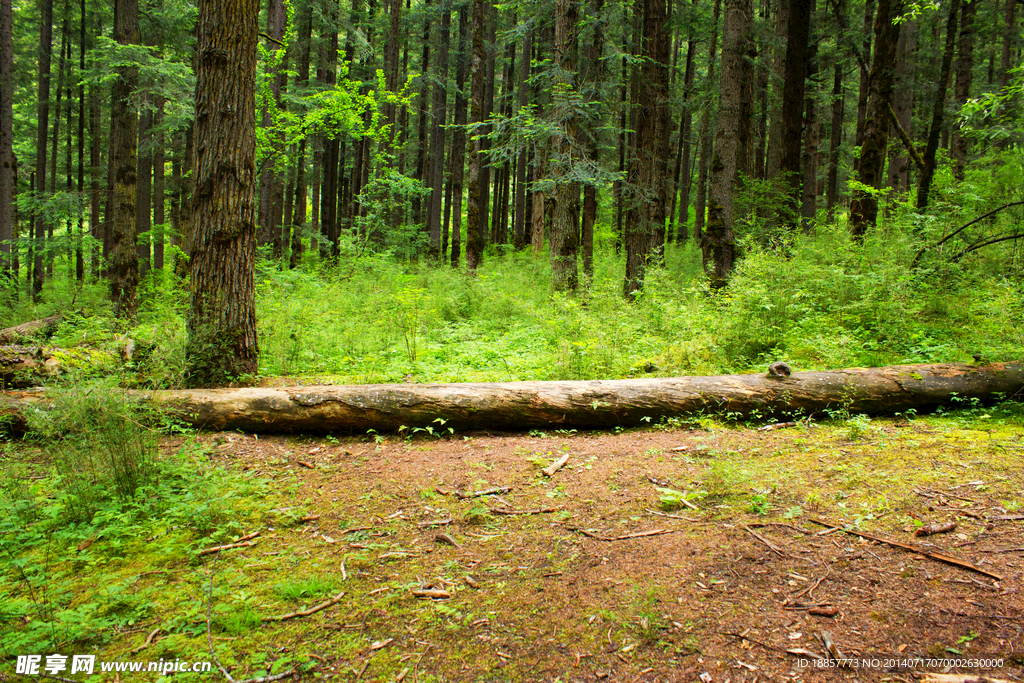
[{"xmin": 186, "ymin": 414, "xmax": 1024, "ymax": 683}]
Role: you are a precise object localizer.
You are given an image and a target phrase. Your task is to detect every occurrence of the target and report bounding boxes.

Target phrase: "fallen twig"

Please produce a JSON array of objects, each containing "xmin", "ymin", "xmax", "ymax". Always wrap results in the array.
[
  {"xmin": 264, "ymin": 591, "xmax": 346, "ymax": 622},
  {"xmin": 542, "ymin": 453, "xmax": 570, "ymax": 477},
  {"xmin": 567, "ymin": 526, "xmax": 674, "ymax": 542},
  {"xmin": 915, "ymin": 521, "xmax": 957, "ymax": 537},
  {"xmin": 457, "ymin": 486, "xmax": 511, "ymax": 499},
  {"xmin": 411, "ymin": 588, "xmax": 451, "ymax": 599},
  {"xmin": 416, "ymin": 518, "xmax": 453, "ymax": 528},
  {"xmin": 197, "ymin": 532, "xmax": 260, "ymax": 557},
  {"xmin": 128, "ymin": 628, "xmax": 162, "ymax": 655},
  {"xmin": 488, "ymin": 506, "xmax": 557, "ymax": 515},
  {"xmin": 757, "ymin": 421, "xmax": 798, "ymax": 431},
  {"xmin": 810, "ymin": 518, "xmax": 1003, "ymax": 581},
  {"xmin": 742, "ymin": 524, "xmax": 787, "ymax": 557},
  {"xmin": 645, "ymin": 508, "xmax": 695, "ymax": 520}
]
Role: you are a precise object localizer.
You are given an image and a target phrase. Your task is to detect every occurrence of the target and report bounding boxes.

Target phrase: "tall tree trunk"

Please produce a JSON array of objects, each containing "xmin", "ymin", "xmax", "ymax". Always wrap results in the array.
[
  {"xmin": 550, "ymin": 0, "xmax": 581, "ymax": 292},
  {"xmin": 152, "ymin": 100, "xmax": 165, "ymax": 271},
  {"xmin": 855, "ymin": 0, "xmax": 875, "ymax": 147},
  {"xmin": 764, "ymin": 0, "xmax": 789, "ymax": 183},
  {"xmin": 289, "ymin": 139, "xmax": 307, "ymax": 269},
  {"xmin": 88, "ymin": 28, "xmax": 101, "ymax": 281},
  {"xmin": 447, "ymin": 5, "xmax": 469, "ymax": 267},
  {"xmin": 694, "ymin": 0, "xmax": 722, "ymax": 242},
  {"xmin": 676, "ymin": 27, "xmax": 697, "ymax": 242},
  {"xmin": 825, "ymin": 60, "xmax": 844, "ymax": 222},
  {"xmin": 916, "ymin": 0, "xmax": 959, "ymax": 210},
  {"xmin": 318, "ymin": 14, "xmax": 340, "ymax": 258},
  {"xmin": 465, "ymin": 0, "xmax": 486, "ymax": 271},
  {"xmin": 136, "ymin": 103, "xmax": 153, "ymax": 278},
  {"xmin": 256, "ymin": 0, "xmax": 288, "ymax": 253},
  {"xmin": 427, "ymin": 4, "xmax": 450, "ymax": 259},
  {"xmin": 412, "ymin": 0, "xmax": 432, "ymax": 231},
  {"xmin": 951, "ymin": 0, "xmax": 976, "ymax": 181},
  {"xmin": 0, "ymin": 0, "xmax": 13, "ymax": 281},
  {"xmin": 996, "ymin": 0, "xmax": 1016, "ymax": 149},
  {"xmin": 512, "ymin": 28, "xmax": 532, "ymax": 250},
  {"xmin": 704, "ymin": 0, "xmax": 754, "ymax": 286},
  {"xmin": 800, "ymin": 36, "xmax": 819, "ymax": 232},
  {"xmin": 33, "ymin": 0, "xmax": 54, "ymax": 300},
  {"xmin": 848, "ymin": 0, "xmax": 902, "ymax": 237},
  {"xmin": 780, "ymin": 0, "xmax": 813, "ymax": 227},
  {"xmin": 75, "ymin": 0, "xmax": 85, "ymax": 281},
  {"xmin": 186, "ymin": 0, "xmax": 259, "ymax": 387},
  {"xmin": 582, "ymin": 0, "xmax": 604, "ymax": 278},
  {"xmin": 622, "ymin": 0, "xmax": 671, "ymax": 299},
  {"xmin": 109, "ymin": 0, "xmax": 140, "ymax": 317},
  {"xmin": 886, "ymin": 21, "xmax": 915, "ymax": 194}
]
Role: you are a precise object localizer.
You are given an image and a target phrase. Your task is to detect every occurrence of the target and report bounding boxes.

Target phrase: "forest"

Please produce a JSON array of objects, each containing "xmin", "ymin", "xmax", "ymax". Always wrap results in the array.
[
  {"xmin": 0, "ymin": 0, "xmax": 1021, "ymax": 390},
  {"xmin": 2, "ymin": 0, "xmax": 1024, "ymax": 679}
]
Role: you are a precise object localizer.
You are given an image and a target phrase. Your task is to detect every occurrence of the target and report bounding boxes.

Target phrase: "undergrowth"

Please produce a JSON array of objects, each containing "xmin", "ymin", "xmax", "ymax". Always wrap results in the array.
[
  {"xmin": 0, "ymin": 382, "xmax": 277, "ymax": 659},
  {"xmin": 1, "ymin": 218, "xmax": 1021, "ymax": 389}
]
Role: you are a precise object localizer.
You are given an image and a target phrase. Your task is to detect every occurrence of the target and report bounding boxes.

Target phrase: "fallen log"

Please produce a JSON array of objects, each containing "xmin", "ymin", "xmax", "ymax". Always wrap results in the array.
[
  {"xmin": 0, "ymin": 361, "xmax": 1021, "ymax": 435},
  {"xmin": 1, "ymin": 345, "xmax": 117, "ymax": 389},
  {"xmin": 0, "ymin": 313, "xmax": 62, "ymax": 344}
]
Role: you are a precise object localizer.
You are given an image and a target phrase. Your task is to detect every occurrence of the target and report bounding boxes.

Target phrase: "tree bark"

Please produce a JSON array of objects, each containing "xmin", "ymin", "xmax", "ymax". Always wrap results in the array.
[
  {"xmin": 256, "ymin": 0, "xmax": 288, "ymax": 253},
  {"xmin": 428, "ymin": 4, "xmax": 451, "ymax": 258},
  {"xmin": 136, "ymin": 104, "xmax": 153, "ymax": 277},
  {"xmin": 622, "ymin": 0, "xmax": 671, "ymax": 299},
  {"xmin": 780, "ymin": 0, "xmax": 813, "ymax": 226},
  {"xmin": 704, "ymin": 0, "xmax": 754, "ymax": 286},
  {"xmin": 550, "ymin": 0, "xmax": 581, "ymax": 292},
  {"xmin": 0, "ymin": 0, "xmax": 13, "ymax": 281},
  {"xmin": 5, "ymin": 362, "xmax": 1020, "ymax": 434},
  {"xmin": 109, "ymin": 0, "xmax": 140, "ymax": 317},
  {"xmin": 916, "ymin": 0, "xmax": 959, "ymax": 211},
  {"xmin": 693, "ymin": 0, "xmax": 722, "ymax": 242},
  {"xmin": 447, "ymin": 6, "xmax": 470, "ymax": 267},
  {"xmin": 825, "ymin": 61, "xmax": 844, "ymax": 222},
  {"xmin": 848, "ymin": 0, "xmax": 902, "ymax": 238},
  {"xmin": 465, "ymin": 0, "xmax": 486, "ymax": 271},
  {"xmin": 513, "ymin": 28, "xmax": 532, "ymax": 250},
  {"xmin": 185, "ymin": 0, "xmax": 260, "ymax": 387},
  {"xmin": 33, "ymin": 0, "xmax": 54, "ymax": 301},
  {"xmin": 950, "ymin": 0, "xmax": 976, "ymax": 181}
]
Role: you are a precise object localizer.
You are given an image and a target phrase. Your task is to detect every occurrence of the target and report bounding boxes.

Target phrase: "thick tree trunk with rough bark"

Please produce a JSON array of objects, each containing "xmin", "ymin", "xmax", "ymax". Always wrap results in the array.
[
  {"xmin": 427, "ymin": 5, "xmax": 450, "ymax": 259},
  {"xmin": 704, "ymin": 0, "xmax": 753, "ymax": 286},
  {"xmin": 550, "ymin": 0, "xmax": 581, "ymax": 292},
  {"xmin": 694, "ymin": 0, "xmax": 722, "ymax": 243},
  {"xmin": 465, "ymin": 0, "xmax": 486, "ymax": 271},
  {"xmin": 109, "ymin": 0, "xmax": 140, "ymax": 316},
  {"xmin": 780, "ymin": 0, "xmax": 813, "ymax": 226},
  {"xmin": 4, "ymin": 363, "xmax": 1020, "ymax": 434},
  {"xmin": 622, "ymin": 0, "xmax": 671, "ymax": 299},
  {"xmin": 185, "ymin": 0, "xmax": 259, "ymax": 387}
]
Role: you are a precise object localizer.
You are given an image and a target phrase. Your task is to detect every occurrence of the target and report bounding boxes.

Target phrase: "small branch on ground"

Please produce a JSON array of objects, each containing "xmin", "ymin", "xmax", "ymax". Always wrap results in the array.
[
  {"xmin": 411, "ymin": 588, "xmax": 451, "ymax": 599},
  {"xmin": 457, "ymin": 486, "xmax": 512, "ymax": 499},
  {"xmin": 488, "ymin": 506, "xmax": 557, "ymax": 515},
  {"xmin": 264, "ymin": 591, "xmax": 345, "ymax": 622},
  {"xmin": 741, "ymin": 523, "xmax": 788, "ymax": 557},
  {"xmin": 914, "ymin": 521, "xmax": 957, "ymax": 537},
  {"xmin": 542, "ymin": 453, "xmax": 570, "ymax": 477},
  {"xmin": 566, "ymin": 526, "xmax": 674, "ymax": 542},
  {"xmin": 810, "ymin": 518, "xmax": 1003, "ymax": 581},
  {"xmin": 757, "ymin": 422, "xmax": 798, "ymax": 431},
  {"xmin": 197, "ymin": 539, "xmax": 258, "ymax": 557}
]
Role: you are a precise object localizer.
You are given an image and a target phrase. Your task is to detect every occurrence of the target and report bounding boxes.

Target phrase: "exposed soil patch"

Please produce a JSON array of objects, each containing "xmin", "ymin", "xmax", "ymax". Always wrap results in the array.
[{"xmin": 185, "ymin": 416, "xmax": 1024, "ymax": 682}]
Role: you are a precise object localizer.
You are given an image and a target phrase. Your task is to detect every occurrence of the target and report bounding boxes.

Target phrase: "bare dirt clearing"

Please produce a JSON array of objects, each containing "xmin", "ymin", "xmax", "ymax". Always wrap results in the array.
[{"xmin": 184, "ymin": 414, "xmax": 1024, "ymax": 683}]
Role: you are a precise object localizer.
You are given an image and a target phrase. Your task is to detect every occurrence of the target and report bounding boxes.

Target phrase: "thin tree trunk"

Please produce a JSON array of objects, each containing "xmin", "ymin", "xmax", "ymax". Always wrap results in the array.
[
  {"xmin": 136, "ymin": 103, "xmax": 152, "ymax": 278},
  {"xmin": 951, "ymin": 0, "xmax": 976, "ymax": 181},
  {"xmin": 289, "ymin": 139, "xmax": 306, "ymax": 269},
  {"xmin": 33, "ymin": 0, "xmax": 54, "ymax": 300},
  {"xmin": 676, "ymin": 29, "xmax": 697, "ymax": 242},
  {"xmin": 694, "ymin": 0, "xmax": 722, "ymax": 242},
  {"xmin": 826, "ymin": 61, "xmax": 844, "ymax": 221},
  {"xmin": 513, "ymin": 28, "xmax": 532, "ymax": 250},
  {"xmin": 550, "ymin": 0, "xmax": 581, "ymax": 291},
  {"xmin": 447, "ymin": 5, "xmax": 469, "ymax": 267},
  {"xmin": 75, "ymin": 0, "xmax": 85, "ymax": 281},
  {"xmin": 427, "ymin": 3, "xmax": 450, "ymax": 259},
  {"xmin": 800, "ymin": 38, "xmax": 819, "ymax": 232},
  {"xmin": 764, "ymin": 0, "xmax": 789, "ymax": 183},
  {"xmin": 855, "ymin": 0, "xmax": 875, "ymax": 147},
  {"xmin": 886, "ymin": 21, "xmax": 915, "ymax": 194},
  {"xmin": 412, "ymin": 0, "xmax": 432, "ymax": 231},
  {"xmin": 916, "ymin": 0, "xmax": 959, "ymax": 210},
  {"xmin": 0, "ymin": 0, "xmax": 13, "ymax": 280},
  {"xmin": 582, "ymin": 0, "xmax": 604, "ymax": 277}
]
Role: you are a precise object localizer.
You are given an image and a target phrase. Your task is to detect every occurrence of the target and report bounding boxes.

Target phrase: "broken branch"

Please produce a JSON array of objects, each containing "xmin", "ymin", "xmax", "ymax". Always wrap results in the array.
[{"xmin": 264, "ymin": 591, "xmax": 346, "ymax": 622}]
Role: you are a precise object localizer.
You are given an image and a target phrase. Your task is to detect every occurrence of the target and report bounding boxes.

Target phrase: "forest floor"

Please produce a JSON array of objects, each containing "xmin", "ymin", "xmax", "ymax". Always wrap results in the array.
[{"xmin": 3, "ymin": 411, "xmax": 1024, "ymax": 683}]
